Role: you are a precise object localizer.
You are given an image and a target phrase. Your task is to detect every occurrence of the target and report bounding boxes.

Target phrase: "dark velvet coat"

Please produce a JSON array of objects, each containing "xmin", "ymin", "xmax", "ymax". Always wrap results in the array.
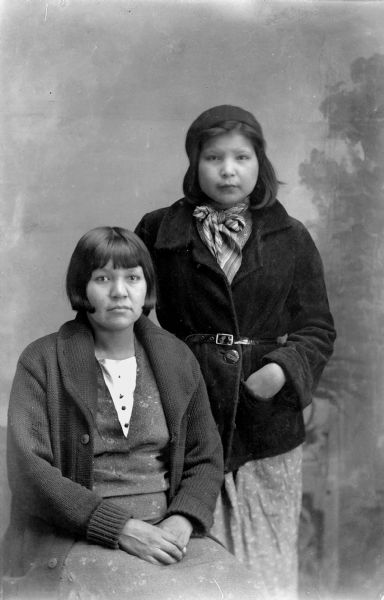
[
  {"xmin": 2, "ymin": 315, "xmax": 223, "ymax": 598},
  {"xmin": 135, "ymin": 198, "xmax": 336, "ymax": 471}
]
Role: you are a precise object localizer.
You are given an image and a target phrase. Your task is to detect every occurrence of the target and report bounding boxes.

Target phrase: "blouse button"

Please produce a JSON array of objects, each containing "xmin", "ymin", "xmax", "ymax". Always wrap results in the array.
[
  {"xmin": 81, "ymin": 434, "xmax": 90, "ymax": 445},
  {"xmin": 47, "ymin": 557, "xmax": 58, "ymax": 569},
  {"xmin": 121, "ymin": 406, "xmax": 126, "ymax": 410},
  {"xmin": 224, "ymin": 350, "xmax": 239, "ymax": 364}
]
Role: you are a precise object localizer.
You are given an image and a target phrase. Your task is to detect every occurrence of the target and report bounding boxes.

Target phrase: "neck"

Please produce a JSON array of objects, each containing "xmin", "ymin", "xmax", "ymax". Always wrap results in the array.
[
  {"xmin": 208, "ymin": 198, "xmax": 250, "ymax": 211},
  {"xmin": 93, "ymin": 326, "xmax": 136, "ymax": 360}
]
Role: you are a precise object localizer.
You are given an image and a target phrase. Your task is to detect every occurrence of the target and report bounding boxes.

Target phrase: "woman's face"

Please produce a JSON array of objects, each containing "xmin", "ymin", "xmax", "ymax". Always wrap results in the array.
[
  {"xmin": 198, "ymin": 131, "xmax": 259, "ymax": 209},
  {"xmin": 86, "ymin": 259, "xmax": 147, "ymax": 334}
]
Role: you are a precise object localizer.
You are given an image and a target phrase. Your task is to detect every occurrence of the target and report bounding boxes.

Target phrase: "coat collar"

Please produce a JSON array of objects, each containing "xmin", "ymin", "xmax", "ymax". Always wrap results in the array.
[
  {"xmin": 153, "ymin": 197, "xmax": 293, "ymax": 282},
  {"xmin": 154, "ymin": 197, "xmax": 292, "ymax": 251},
  {"xmin": 56, "ymin": 314, "xmax": 192, "ymax": 438}
]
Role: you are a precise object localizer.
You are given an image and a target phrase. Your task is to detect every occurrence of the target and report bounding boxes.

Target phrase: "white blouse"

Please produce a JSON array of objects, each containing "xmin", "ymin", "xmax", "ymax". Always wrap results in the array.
[{"xmin": 97, "ymin": 356, "xmax": 137, "ymax": 438}]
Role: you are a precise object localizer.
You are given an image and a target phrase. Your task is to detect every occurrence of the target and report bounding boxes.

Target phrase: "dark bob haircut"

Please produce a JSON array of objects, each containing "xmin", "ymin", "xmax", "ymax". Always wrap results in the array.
[
  {"xmin": 183, "ymin": 106, "xmax": 279, "ymax": 209},
  {"xmin": 66, "ymin": 226, "xmax": 156, "ymax": 315}
]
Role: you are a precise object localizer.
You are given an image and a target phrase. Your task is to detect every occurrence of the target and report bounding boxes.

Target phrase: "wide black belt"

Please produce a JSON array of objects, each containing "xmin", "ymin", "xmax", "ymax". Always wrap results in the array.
[{"xmin": 185, "ymin": 333, "xmax": 287, "ymax": 346}]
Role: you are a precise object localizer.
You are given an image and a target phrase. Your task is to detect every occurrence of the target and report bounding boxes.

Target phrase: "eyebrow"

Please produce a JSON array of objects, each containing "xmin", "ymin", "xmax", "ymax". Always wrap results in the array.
[{"xmin": 202, "ymin": 146, "xmax": 253, "ymax": 153}]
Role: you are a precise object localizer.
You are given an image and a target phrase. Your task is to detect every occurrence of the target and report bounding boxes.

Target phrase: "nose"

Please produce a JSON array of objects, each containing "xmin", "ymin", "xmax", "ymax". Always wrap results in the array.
[
  {"xmin": 110, "ymin": 277, "xmax": 128, "ymax": 298},
  {"xmin": 220, "ymin": 158, "xmax": 235, "ymax": 178}
]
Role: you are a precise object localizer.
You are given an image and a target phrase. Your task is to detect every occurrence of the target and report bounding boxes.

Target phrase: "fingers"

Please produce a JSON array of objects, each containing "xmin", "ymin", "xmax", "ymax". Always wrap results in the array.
[
  {"xmin": 157, "ymin": 515, "xmax": 193, "ymax": 550},
  {"xmin": 146, "ymin": 545, "xmax": 182, "ymax": 565},
  {"xmin": 153, "ymin": 538, "xmax": 184, "ymax": 563},
  {"xmin": 156, "ymin": 527, "xmax": 186, "ymax": 553},
  {"xmin": 119, "ymin": 520, "xmax": 185, "ymax": 564}
]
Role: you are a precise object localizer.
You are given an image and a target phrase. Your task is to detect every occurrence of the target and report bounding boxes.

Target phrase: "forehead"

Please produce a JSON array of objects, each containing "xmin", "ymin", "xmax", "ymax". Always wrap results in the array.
[{"xmin": 201, "ymin": 131, "xmax": 254, "ymax": 152}]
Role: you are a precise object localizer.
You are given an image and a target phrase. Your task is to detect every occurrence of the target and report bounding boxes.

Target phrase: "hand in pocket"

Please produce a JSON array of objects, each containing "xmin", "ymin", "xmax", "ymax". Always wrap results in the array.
[{"xmin": 245, "ymin": 363, "xmax": 286, "ymax": 400}]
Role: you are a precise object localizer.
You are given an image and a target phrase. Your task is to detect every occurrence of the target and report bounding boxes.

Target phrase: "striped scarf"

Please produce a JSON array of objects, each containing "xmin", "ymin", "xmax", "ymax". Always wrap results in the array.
[{"xmin": 193, "ymin": 203, "xmax": 250, "ymax": 283}]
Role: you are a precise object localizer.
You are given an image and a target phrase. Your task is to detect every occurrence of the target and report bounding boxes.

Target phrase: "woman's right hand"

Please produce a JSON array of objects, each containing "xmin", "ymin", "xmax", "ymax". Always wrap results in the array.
[{"xmin": 118, "ymin": 519, "xmax": 185, "ymax": 565}]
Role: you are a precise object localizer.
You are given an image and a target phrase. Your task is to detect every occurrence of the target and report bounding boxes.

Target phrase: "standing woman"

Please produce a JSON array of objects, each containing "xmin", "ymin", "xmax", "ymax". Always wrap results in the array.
[
  {"xmin": 135, "ymin": 105, "xmax": 336, "ymax": 599},
  {"xmin": 2, "ymin": 227, "xmax": 262, "ymax": 600}
]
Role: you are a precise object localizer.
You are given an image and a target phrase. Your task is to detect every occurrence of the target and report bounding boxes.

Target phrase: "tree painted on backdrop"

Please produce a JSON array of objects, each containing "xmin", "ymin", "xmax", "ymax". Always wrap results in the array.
[{"xmin": 298, "ymin": 53, "xmax": 384, "ymax": 592}]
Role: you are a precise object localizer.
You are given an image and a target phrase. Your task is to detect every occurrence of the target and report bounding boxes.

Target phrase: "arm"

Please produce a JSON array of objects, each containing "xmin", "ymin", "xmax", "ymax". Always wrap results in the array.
[
  {"xmin": 247, "ymin": 226, "xmax": 336, "ymax": 407},
  {"xmin": 164, "ymin": 368, "xmax": 224, "ymax": 533},
  {"xmin": 7, "ymin": 352, "xmax": 129, "ymax": 548}
]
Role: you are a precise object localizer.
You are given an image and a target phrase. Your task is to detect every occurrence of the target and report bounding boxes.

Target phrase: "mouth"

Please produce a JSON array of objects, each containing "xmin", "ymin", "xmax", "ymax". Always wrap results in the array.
[
  {"xmin": 108, "ymin": 306, "xmax": 131, "ymax": 311},
  {"xmin": 218, "ymin": 184, "xmax": 238, "ymax": 190}
]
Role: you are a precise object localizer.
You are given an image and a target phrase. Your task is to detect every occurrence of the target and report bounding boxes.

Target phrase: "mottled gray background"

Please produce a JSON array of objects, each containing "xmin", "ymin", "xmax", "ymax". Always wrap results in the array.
[{"xmin": 1, "ymin": 1, "xmax": 384, "ymax": 598}]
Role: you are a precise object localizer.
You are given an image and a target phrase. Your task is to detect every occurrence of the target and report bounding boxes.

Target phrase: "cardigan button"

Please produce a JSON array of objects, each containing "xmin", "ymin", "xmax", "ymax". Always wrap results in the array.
[
  {"xmin": 47, "ymin": 557, "xmax": 58, "ymax": 569},
  {"xmin": 81, "ymin": 434, "xmax": 90, "ymax": 445},
  {"xmin": 224, "ymin": 349, "xmax": 239, "ymax": 364}
]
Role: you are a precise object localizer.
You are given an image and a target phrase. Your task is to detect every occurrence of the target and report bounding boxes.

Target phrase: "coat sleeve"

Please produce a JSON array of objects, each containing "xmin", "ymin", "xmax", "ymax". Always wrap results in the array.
[
  {"xmin": 262, "ymin": 224, "xmax": 336, "ymax": 408},
  {"xmin": 165, "ymin": 368, "xmax": 224, "ymax": 533},
  {"xmin": 7, "ymin": 351, "xmax": 130, "ymax": 549}
]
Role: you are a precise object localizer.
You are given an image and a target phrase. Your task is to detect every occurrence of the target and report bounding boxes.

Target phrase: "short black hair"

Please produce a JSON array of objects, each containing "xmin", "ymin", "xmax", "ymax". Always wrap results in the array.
[
  {"xmin": 66, "ymin": 227, "xmax": 156, "ymax": 315},
  {"xmin": 183, "ymin": 120, "xmax": 279, "ymax": 209}
]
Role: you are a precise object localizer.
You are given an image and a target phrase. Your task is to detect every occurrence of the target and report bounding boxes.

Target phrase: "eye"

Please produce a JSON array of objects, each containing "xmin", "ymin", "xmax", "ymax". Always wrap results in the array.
[
  {"xmin": 94, "ymin": 275, "xmax": 109, "ymax": 282},
  {"xmin": 237, "ymin": 154, "xmax": 250, "ymax": 160},
  {"xmin": 202, "ymin": 154, "xmax": 219, "ymax": 161},
  {"xmin": 125, "ymin": 269, "xmax": 144, "ymax": 281}
]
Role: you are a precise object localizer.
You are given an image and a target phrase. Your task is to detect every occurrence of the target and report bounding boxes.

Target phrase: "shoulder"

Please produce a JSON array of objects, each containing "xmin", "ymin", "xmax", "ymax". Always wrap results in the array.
[
  {"xmin": 136, "ymin": 316, "xmax": 200, "ymax": 371},
  {"xmin": 139, "ymin": 198, "xmax": 184, "ymax": 221},
  {"xmin": 272, "ymin": 200, "xmax": 318, "ymax": 245},
  {"xmin": 137, "ymin": 315, "xmax": 189, "ymax": 349},
  {"xmin": 136, "ymin": 198, "xmax": 189, "ymax": 231},
  {"xmin": 19, "ymin": 332, "xmax": 58, "ymax": 364},
  {"xmin": 18, "ymin": 319, "xmax": 79, "ymax": 367}
]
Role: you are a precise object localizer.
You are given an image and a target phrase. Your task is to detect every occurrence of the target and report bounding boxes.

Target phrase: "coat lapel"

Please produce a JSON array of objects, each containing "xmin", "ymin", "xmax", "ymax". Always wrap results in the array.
[
  {"xmin": 154, "ymin": 198, "xmax": 226, "ymax": 277},
  {"xmin": 233, "ymin": 200, "xmax": 293, "ymax": 286}
]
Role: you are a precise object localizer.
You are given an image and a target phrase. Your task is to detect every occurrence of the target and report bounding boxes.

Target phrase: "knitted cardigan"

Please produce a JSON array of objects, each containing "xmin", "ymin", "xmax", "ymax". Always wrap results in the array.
[{"xmin": 2, "ymin": 314, "xmax": 223, "ymax": 596}]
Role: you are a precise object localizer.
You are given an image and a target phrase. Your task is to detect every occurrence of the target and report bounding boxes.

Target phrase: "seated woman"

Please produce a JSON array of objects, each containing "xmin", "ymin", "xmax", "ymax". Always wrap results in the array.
[{"xmin": 1, "ymin": 227, "xmax": 264, "ymax": 600}]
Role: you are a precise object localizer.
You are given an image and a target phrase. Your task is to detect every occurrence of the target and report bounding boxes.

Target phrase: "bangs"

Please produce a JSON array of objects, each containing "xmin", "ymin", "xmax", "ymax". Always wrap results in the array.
[
  {"xmin": 91, "ymin": 237, "xmax": 143, "ymax": 271},
  {"xmin": 199, "ymin": 122, "xmax": 263, "ymax": 149}
]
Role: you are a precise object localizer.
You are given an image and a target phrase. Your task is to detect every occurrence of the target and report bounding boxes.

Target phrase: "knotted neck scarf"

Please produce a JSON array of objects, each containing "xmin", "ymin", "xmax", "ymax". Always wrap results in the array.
[{"xmin": 193, "ymin": 202, "xmax": 251, "ymax": 283}]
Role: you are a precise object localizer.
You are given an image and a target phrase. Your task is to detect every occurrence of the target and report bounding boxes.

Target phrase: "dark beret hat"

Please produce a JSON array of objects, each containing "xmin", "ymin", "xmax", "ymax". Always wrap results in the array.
[{"xmin": 185, "ymin": 105, "xmax": 262, "ymax": 159}]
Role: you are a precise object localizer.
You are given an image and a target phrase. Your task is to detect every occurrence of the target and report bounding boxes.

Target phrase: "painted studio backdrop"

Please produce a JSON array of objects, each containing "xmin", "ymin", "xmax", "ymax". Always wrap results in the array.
[{"xmin": 1, "ymin": 1, "xmax": 384, "ymax": 598}]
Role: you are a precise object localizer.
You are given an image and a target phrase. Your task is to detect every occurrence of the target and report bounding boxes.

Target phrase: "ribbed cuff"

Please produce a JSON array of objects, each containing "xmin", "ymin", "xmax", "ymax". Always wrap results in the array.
[
  {"xmin": 86, "ymin": 500, "xmax": 130, "ymax": 548},
  {"xmin": 166, "ymin": 491, "xmax": 213, "ymax": 534}
]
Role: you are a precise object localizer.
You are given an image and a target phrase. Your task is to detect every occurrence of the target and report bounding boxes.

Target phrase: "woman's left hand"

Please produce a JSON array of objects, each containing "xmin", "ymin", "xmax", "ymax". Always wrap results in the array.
[
  {"xmin": 158, "ymin": 515, "xmax": 193, "ymax": 554},
  {"xmin": 245, "ymin": 362, "xmax": 286, "ymax": 400}
]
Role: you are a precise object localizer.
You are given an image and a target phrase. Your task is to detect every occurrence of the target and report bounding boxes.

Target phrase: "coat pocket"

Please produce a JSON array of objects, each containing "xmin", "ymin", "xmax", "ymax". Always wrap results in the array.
[
  {"xmin": 235, "ymin": 381, "xmax": 275, "ymax": 444},
  {"xmin": 235, "ymin": 381, "xmax": 304, "ymax": 458}
]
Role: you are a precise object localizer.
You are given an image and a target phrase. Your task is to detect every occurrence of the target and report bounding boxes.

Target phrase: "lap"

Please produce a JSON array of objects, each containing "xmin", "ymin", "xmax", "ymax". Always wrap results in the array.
[{"xmin": 59, "ymin": 536, "xmax": 265, "ymax": 600}]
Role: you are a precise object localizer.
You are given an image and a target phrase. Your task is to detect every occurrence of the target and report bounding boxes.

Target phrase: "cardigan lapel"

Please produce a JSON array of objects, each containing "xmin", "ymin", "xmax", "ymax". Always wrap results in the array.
[
  {"xmin": 56, "ymin": 314, "xmax": 193, "ymax": 440},
  {"xmin": 57, "ymin": 316, "xmax": 98, "ymax": 423},
  {"xmin": 134, "ymin": 316, "xmax": 192, "ymax": 441}
]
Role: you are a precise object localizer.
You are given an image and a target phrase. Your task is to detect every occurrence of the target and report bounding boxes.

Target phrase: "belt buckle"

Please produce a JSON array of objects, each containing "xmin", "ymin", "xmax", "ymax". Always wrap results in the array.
[{"xmin": 215, "ymin": 333, "xmax": 234, "ymax": 345}]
